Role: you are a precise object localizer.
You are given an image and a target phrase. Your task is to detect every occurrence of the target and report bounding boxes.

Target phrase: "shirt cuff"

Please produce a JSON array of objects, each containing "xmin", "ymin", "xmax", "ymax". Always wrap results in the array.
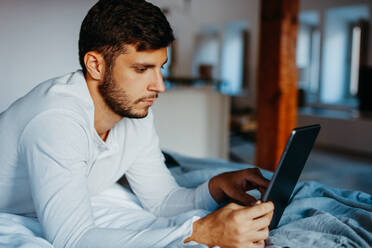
[
  {"xmin": 182, "ymin": 216, "xmax": 202, "ymax": 247},
  {"xmin": 182, "ymin": 215, "xmax": 220, "ymax": 248},
  {"xmin": 194, "ymin": 180, "xmax": 220, "ymax": 211}
]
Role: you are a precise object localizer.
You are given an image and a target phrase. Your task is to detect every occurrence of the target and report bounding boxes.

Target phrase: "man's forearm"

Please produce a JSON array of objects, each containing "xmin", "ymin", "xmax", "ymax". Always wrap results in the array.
[
  {"xmin": 148, "ymin": 181, "xmax": 219, "ymax": 217},
  {"xmin": 75, "ymin": 221, "xmax": 198, "ymax": 248}
]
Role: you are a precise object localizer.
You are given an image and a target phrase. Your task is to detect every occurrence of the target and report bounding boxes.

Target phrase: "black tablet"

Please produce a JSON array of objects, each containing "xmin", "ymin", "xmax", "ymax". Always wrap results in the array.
[{"xmin": 262, "ymin": 124, "xmax": 321, "ymax": 230}]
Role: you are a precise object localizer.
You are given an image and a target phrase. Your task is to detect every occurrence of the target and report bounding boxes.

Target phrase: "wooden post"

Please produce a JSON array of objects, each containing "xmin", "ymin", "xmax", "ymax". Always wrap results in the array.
[{"xmin": 255, "ymin": 0, "xmax": 299, "ymax": 172}]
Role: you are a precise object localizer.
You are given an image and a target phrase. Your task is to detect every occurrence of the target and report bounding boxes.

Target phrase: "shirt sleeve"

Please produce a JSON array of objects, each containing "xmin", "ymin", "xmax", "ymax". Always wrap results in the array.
[
  {"xmin": 125, "ymin": 110, "xmax": 219, "ymax": 217},
  {"xmin": 20, "ymin": 111, "xmax": 204, "ymax": 248},
  {"xmin": 19, "ymin": 111, "xmax": 96, "ymax": 247}
]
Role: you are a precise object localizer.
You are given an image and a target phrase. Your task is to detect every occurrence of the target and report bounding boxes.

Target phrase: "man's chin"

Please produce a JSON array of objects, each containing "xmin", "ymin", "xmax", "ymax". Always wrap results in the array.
[{"xmin": 119, "ymin": 108, "xmax": 149, "ymax": 119}]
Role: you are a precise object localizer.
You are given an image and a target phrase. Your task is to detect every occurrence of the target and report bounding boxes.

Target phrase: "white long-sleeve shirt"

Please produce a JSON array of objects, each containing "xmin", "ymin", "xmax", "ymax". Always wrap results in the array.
[{"xmin": 0, "ymin": 70, "xmax": 218, "ymax": 248}]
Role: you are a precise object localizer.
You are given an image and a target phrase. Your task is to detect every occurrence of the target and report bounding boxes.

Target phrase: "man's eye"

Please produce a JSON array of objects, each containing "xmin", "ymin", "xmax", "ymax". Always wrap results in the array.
[{"xmin": 135, "ymin": 67, "xmax": 146, "ymax": 73}]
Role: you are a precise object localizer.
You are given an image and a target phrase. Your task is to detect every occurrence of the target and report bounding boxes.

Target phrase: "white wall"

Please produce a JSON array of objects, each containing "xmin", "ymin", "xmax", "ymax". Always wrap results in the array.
[{"xmin": 0, "ymin": 0, "xmax": 96, "ymax": 112}]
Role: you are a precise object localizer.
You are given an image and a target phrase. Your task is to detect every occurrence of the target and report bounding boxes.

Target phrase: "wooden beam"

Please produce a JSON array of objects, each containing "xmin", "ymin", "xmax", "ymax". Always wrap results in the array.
[{"xmin": 255, "ymin": 0, "xmax": 299, "ymax": 172}]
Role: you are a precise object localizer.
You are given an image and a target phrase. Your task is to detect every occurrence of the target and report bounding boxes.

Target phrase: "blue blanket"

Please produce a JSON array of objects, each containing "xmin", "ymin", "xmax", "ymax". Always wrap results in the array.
[
  {"xmin": 0, "ymin": 151, "xmax": 370, "ymax": 248},
  {"xmin": 167, "ymin": 151, "xmax": 372, "ymax": 248},
  {"xmin": 267, "ymin": 181, "xmax": 372, "ymax": 248}
]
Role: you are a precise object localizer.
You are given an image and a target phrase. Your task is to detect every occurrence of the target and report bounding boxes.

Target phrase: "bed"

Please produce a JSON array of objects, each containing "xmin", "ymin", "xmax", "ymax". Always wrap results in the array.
[{"xmin": 0, "ymin": 151, "xmax": 371, "ymax": 248}]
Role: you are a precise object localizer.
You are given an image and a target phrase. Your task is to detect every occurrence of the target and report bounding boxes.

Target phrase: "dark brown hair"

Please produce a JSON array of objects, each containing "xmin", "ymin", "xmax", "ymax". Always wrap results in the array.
[{"xmin": 78, "ymin": 0, "xmax": 174, "ymax": 75}]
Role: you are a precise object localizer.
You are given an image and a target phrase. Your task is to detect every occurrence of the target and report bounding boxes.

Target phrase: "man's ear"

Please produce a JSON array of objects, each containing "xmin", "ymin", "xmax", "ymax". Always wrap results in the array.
[{"xmin": 84, "ymin": 51, "xmax": 105, "ymax": 81}]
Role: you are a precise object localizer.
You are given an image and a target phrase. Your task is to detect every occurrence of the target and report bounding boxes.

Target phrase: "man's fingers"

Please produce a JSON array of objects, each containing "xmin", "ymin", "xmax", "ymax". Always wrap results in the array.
[
  {"xmin": 252, "ymin": 227, "xmax": 270, "ymax": 242},
  {"xmin": 244, "ymin": 168, "xmax": 270, "ymax": 188},
  {"xmin": 224, "ymin": 202, "xmax": 245, "ymax": 210},
  {"xmin": 234, "ymin": 190, "xmax": 257, "ymax": 206},
  {"xmin": 252, "ymin": 202, "xmax": 274, "ymax": 219},
  {"xmin": 251, "ymin": 211, "xmax": 273, "ymax": 230},
  {"xmin": 238, "ymin": 201, "xmax": 274, "ymax": 219},
  {"xmin": 257, "ymin": 186, "xmax": 267, "ymax": 200}
]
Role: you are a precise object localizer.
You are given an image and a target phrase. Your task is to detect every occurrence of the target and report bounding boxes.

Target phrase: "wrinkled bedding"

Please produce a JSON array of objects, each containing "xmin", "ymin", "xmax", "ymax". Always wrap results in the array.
[
  {"xmin": 0, "ymin": 151, "xmax": 371, "ymax": 248},
  {"xmin": 169, "ymin": 152, "xmax": 372, "ymax": 248},
  {"xmin": 266, "ymin": 181, "xmax": 372, "ymax": 248}
]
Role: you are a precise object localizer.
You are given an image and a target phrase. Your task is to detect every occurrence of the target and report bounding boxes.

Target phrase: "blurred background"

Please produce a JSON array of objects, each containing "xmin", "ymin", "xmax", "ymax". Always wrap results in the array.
[{"xmin": 1, "ymin": 0, "xmax": 372, "ymax": 192}]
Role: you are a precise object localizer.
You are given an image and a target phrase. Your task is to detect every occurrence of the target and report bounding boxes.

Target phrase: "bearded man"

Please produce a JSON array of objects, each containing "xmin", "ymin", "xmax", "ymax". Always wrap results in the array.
[{"xmin": 0, "ymin": 0, "xmax": 273, "ymax": 247}]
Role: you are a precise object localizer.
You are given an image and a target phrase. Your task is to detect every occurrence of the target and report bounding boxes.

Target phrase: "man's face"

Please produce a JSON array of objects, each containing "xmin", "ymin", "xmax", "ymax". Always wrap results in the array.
[{"xmin": 99, "ymin": 45, "xmax": 167, "ymax": 118}]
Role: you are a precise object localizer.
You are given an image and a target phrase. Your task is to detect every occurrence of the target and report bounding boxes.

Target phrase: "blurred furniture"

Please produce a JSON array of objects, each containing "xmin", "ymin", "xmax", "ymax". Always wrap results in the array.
[
  {"xmin": 298, "ymin": 108, "xmax": 372, "ymax": 157},
  {"xmin": 152, "ymin": 86, "xmax": 230, "ymax": 159}
]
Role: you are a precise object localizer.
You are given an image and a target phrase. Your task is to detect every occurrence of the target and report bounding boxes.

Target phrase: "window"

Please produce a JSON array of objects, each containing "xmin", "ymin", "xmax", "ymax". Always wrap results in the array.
[
  {"xmin": 297, "ymin": 5, "xmax": 370, "ymax": 109},
  {"xmin": 220, "ymin": 21, "xmax": 250, "ymax": 95},
  {"xmin": 297, "ymin": 11, "xmax": 320, "ymax": 104},
  {"xmin": 349, "ymin": 25, "xmax": 361, "ymax": 97}
]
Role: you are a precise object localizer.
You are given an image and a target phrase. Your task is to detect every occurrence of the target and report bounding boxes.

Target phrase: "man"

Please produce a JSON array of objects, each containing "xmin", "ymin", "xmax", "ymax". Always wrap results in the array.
[{"xmin": 0, "ymin": 0, "xmax": 274, "ymax": 247}]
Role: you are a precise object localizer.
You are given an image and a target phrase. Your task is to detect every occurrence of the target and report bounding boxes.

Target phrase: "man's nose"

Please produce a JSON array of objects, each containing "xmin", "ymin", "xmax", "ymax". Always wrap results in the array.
[{"xmin": 148, "ymin": 70, "xmax": 166, "ymax": 93}]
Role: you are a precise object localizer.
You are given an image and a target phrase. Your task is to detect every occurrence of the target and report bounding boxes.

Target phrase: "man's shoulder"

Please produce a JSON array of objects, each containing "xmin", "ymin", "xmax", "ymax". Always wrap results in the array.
[
  {"xmin": 3, "ymin": 70, "xmax": 93, "ymax": 130},
  {"xmin": 29, "ymin": 70, "xmax": 92, "ymax": 114}
]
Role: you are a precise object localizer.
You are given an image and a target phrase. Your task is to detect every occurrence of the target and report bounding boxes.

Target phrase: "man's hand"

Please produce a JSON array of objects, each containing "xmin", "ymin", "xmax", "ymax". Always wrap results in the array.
[
  {"xmin": 209, "ymin": 168, "xmax": 270, "ymax": 206},
  {"xmin": 184, "ymin": 201, "xmax": 274, "ymax": 248}
]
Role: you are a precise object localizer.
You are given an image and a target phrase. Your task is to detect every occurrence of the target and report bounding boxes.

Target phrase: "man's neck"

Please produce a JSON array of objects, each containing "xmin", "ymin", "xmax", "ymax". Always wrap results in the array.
[{"xmin": 85, "ymin": 74, "xmax": 122, "ymax": 141}]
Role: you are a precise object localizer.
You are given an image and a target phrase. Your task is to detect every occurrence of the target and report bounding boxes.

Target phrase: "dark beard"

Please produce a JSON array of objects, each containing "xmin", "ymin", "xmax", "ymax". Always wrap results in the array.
[{"xmin": 98, "ymin": 69, "xmax": 150, "ymax": 119}]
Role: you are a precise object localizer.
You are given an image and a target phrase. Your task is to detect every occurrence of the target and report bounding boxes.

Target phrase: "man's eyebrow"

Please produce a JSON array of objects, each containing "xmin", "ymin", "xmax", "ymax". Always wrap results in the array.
[
  {"xmin": 131, "ymin": 58, "xmax": 168, "ymax": 68},
  {"xmin": 131, "ymin": 63, "xmax": 156, "ymax": 68}
]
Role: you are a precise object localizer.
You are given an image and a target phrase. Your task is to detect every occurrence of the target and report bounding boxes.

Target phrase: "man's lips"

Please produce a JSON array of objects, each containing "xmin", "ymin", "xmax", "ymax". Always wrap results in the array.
[
  {"xmin": 141, "ymin": 97, "xmax": 156, "ymax": 101},
  {"xmin": 140, "ymin": 98, "xmax": 156, "ymax": 105},
  {"xmin": 136, "ymin": 94, "xmax": 158, "ymax": 105}
]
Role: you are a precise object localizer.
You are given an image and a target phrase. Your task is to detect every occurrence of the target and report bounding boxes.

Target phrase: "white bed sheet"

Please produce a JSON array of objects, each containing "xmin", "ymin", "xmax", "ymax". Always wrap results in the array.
[
  {"xmin": 0, "ymin": 151, "xmax": 267, "ymax": 248},
  {"xmin": 0, "ymin": 183, "xmax": 213, "ymax": 248}
]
